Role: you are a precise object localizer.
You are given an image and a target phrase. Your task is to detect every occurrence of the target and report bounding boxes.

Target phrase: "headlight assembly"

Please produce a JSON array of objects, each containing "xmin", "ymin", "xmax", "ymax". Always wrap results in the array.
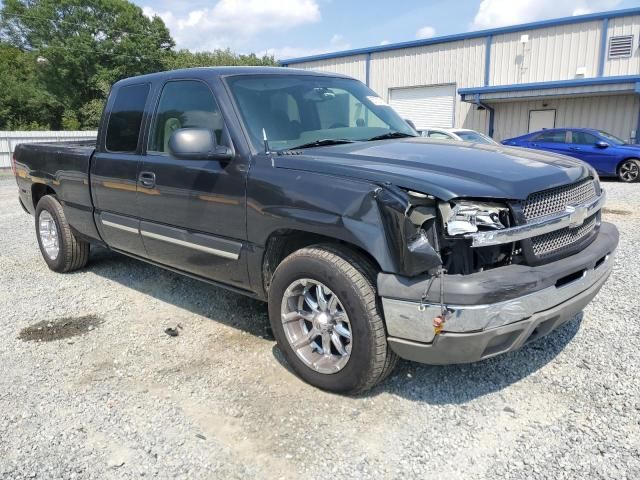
[{"xmin": 445, "ymin": 201, "xmax": 509, "ymax": 236}]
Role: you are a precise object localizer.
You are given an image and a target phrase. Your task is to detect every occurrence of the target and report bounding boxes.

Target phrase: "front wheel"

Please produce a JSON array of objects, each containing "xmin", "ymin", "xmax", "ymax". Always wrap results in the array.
[
  {"xmin": 35, "ymin": 195, "xmax": 90, "ymax": 272},
  {"xmin": 618, "ymin": 159, "xmax": 640, "ymax": 182},
  {"xmin": 268, "ymin": 245, "xmax": 397, "ymax": 394}
]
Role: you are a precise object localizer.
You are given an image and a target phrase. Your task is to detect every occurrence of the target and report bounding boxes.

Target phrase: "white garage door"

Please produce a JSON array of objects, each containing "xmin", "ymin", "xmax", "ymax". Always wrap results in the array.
[{"xmin": 388, "ymin": 85, "xmax": 455, "ymax": 130}]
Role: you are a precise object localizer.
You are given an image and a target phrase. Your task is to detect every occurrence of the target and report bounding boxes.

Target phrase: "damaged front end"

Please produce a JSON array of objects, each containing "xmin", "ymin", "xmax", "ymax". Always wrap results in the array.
[
  {"xmin": 375, "ymin": 180, "xmax": 617, "ymax": 366},
  {"xmin": 375, "ymin": 184, "xmax": 518, "ymax": 277},
  {"xmin": 374, "ymin": 185, "xmax": 443, "ymax": 277},
  {"xmin": 439, "ymin": 199, "xmax": 518, "ymax": 275}
]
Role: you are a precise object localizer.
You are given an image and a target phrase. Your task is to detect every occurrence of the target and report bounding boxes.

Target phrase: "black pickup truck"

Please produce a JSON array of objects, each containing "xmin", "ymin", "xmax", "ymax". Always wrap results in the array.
[{"xmin": 13, "ymin": 67, "xmax": 618, "ymax": 393}]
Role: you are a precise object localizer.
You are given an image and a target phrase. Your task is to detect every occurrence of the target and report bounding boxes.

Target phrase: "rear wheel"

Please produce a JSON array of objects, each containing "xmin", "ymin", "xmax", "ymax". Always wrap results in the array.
[
  {"xmin": 268, "ymin": 245, "xmax": 397, "ymax": 394},
  {"xmin": 35, "ymin": 195, "xmax": 89, "ymax": 272},
  {"xmin": 617, "ymin": 159, "xmax": 640, "ymax": 182}
]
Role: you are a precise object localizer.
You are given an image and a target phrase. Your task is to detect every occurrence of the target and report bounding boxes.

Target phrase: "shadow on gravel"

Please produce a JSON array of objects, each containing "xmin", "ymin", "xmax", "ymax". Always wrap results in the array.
[
  {"xmin": 372, "ymin": 314, "xmax": 583, "ymax": 404},
  {"xmin": 87, "ymin": 247, "xmax": 272, "ymax": 339},
  {"xmin": 86, "ymin": 247, "xmax": 582, "ymax": 404}
]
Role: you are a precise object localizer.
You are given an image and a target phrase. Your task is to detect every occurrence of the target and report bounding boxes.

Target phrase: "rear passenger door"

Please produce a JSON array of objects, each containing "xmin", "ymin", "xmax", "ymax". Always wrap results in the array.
[
  {"xmin": 529, "ymin": 130, "xmax": 569, "ymax": 156},
  {"xmin": 136, "ymin": 79, "xmax": 249, "ymax": 287},
  {"xmin": 91, "ymin": 83, "xmax": 150, "ymax": 256}
]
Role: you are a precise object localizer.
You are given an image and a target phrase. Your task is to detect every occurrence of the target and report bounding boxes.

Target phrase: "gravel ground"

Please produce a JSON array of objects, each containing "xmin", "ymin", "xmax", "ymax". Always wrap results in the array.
[{"xmin": 1, "ymin": 177, "xmax": 639, "ymax": 479}]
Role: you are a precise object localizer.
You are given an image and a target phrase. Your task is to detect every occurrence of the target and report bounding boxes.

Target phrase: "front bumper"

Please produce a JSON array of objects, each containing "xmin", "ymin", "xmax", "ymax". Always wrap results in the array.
[{"xmin": 379, "ymin": 222, "xmax": 618, "ymax": 365}]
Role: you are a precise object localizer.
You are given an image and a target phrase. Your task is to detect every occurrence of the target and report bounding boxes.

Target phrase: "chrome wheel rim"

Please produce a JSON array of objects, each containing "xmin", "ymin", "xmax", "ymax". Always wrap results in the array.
[
  {"xmin": 281, "ymin": 279, "xmax": 352, "ymax": 374},
  {"xmin": 38, "ymin": 210, "xmax": 59, "ymax": 260},
  {"xmin": 620, "ymin": 161, "xmax": 639, "ymax": 182}
]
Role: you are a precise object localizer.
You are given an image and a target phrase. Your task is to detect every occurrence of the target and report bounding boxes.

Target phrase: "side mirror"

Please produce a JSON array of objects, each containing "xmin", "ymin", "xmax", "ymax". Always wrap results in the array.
[
  {"xmin": 595, "ymin": 141, "xmax": 609, "ymax": 149},
  {"xmin": 405, "ymin": 119, "xmax": 417, "ymax": 131},
  {"xmin": 168, "ymin": 128, "xmax": 234, "ymax": 161}
]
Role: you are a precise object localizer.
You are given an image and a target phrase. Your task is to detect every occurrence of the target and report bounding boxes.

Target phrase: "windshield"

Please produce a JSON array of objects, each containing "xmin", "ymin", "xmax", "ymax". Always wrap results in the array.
[
  {"xmin": 597, "ymin": 130, "xmax": 626, "ymax": 145},
  {"xmin": 226, "ymin": 74, "xmax": 416, "ymax": 151},
  {"xmin": 455, "ymin": 131, "xmax": 496, "ymax": 144}
]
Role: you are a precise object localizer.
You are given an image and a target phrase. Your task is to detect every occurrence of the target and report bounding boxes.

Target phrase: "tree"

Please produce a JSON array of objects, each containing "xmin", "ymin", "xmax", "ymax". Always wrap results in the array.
[
  {"xmin": 0, "ymin": 42, "xmax": 61, "ymax": 129},
  {"xmin": 0, "ymin": 0, "xmax": 278, "ymax": 130},
  {"xmin": 0, "ymin": 0, "xmax": 174, "ymax": 127},
  {"xmin": 164, "ymin": 49, "xmax": 276, "ymax": 70}
]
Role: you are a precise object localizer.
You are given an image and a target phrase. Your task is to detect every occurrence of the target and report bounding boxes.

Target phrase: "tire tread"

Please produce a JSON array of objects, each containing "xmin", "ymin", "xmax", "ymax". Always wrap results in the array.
[{"xmin": 36, "ymin": 195, "xmax": 89, "ymax": 273}]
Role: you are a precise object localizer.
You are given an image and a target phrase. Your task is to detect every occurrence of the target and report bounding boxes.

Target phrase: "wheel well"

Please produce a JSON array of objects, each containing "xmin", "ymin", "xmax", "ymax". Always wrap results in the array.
[
  {"xmin": 32, "ymin": 184, "xmax": 56, "ymax": 209},
  {"xmin": 261, "ymin": 229, "xmax": 381, "ymax": 295},
  {"xmin": 618, "ymin": 158, "xmax": 640, "ymax": 170}
]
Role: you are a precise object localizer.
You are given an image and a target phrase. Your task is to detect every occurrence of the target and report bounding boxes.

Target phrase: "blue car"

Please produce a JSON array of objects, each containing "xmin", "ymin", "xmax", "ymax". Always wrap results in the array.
[{"xmin": 502, "ymin": 128, "xmax": 640, "ymax": 182}]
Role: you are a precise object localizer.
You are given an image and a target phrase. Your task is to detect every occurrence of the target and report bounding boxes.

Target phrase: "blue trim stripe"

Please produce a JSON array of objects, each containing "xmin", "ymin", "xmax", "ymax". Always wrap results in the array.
[
  {"xmin": 365, "ymin": 52, "xmax": 371, "ymax": 86},
  {"xmin": 280, "ymin": 7, "xmax": 640, "ymax": 65},
  {"xmin": 458, "ymin": 75, "xmax": 640, "ymax": 97},
  {"xmin": 484, "ymin": 35, "xmax": 492, "ymax": 87},
  {"xmin": 473, "ymin": 94, "xmax": 495, "ymax": 138},
  {"xmin": 598, "ymin": 18, "xmax": 610, "ymax": 76}
]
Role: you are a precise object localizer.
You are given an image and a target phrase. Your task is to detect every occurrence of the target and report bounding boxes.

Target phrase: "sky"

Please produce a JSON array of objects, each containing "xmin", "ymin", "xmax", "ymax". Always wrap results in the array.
[
  {"xmin": 16, "ymin": 0, "xmax": 640, "ymax": 60},
  {"xmin": 135, "ymin": 0, "xmax": 640, "ymax": 59}
]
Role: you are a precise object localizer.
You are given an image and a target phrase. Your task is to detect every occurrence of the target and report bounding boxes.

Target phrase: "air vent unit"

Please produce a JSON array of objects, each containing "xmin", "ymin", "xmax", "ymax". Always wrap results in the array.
[{"xmin": 609, "ymin": 35, "xmax": 634, "ymax": 58}]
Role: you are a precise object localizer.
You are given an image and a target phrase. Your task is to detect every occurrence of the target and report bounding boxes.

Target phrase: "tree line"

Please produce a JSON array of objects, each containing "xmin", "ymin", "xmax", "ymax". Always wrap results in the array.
[{"xmin": 0, "ymin": 0, "xmax": 276, "ymax": 131}]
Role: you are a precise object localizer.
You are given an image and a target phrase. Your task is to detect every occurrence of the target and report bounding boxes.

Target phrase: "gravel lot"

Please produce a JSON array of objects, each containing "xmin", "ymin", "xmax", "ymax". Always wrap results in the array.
[{"xmin": 1, "ymin": 176, "xmax": 639, "ymax": 479}]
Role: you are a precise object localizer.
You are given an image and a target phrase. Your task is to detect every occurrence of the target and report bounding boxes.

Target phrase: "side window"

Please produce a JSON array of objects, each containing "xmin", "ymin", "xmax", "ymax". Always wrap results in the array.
[
  {"xmin": 105, "ymin": 83, "xmax": 150, "ymax": 152},
  {"xmin": 149, "ymin": 80, "xmax": 226, "ymax": 154},
  {"xmin": 570, "ymin": 131, "xmax": 599, "ymax": 145},
  {"xmin": 428, "ymin": 131, "xmax": 453, "ymax": 140},
  {"xmin": 534, "ymin": 130, "xmax": 566, "ymax": 143}
]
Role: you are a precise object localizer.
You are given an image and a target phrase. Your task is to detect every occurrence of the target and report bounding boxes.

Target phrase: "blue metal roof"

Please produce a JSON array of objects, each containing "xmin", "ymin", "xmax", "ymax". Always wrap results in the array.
[
  {"xmin": 280, "ymin": 7, "xmax": 640, "ymax": 66},
  {"xmin": 458, "ymin": 75, "xmax": 640, "ymax": 97}
]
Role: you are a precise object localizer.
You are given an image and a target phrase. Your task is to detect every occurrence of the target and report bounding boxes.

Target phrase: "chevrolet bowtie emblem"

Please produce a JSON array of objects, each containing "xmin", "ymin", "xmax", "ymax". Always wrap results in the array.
[{"xmin": 566, "ymin": 205, "xmax": 588, "ymax": 228}]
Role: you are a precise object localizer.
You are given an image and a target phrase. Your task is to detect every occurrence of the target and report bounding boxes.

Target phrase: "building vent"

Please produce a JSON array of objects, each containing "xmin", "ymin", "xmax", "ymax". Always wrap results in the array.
[{"xmin": 608, "ymin": 35, "xmax": 634, "ymax": 58}]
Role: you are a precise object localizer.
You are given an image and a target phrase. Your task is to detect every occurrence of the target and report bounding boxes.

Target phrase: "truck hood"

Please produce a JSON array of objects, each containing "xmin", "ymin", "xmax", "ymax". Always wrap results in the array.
[{"xmin": 273, "ymin": 138, "xmax": 591, "ymax": 201}]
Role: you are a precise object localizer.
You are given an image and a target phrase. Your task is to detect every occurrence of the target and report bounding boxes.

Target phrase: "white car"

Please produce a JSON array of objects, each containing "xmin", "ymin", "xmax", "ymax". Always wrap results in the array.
[{"xmin": 419, "ymin": 128, "xmax": 498, "ymax": 145}]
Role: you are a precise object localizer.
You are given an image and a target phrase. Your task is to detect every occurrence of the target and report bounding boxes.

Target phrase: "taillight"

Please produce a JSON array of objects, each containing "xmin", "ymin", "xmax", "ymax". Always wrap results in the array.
[{"xmin": 11, "ymin": 152, "xmax": 17, "ymax": 177}]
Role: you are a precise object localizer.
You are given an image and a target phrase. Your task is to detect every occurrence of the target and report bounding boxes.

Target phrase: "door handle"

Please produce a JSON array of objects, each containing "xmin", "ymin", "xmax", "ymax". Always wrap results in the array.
[
  {"xmin": 139, "ymin": 171, "xmax": 156, "ymax": 189},
  {"xmin": 569, "ymin": 147, "xmax": 581, "ymax": 151}
]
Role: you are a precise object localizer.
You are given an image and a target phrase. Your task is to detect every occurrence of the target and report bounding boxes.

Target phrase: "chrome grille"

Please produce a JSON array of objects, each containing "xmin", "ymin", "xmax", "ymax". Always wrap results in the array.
[
  {"xmin": 522, "ymin": 179, "xmax": 597, "ymax": 221},
  {"xmin": 531, "ymin": 214, "xmax": 597, "ymax": 257}
]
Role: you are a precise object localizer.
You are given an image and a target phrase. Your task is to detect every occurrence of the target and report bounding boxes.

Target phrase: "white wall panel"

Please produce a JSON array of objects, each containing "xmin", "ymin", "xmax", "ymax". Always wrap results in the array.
[
  {"xmin": 492, "ymin": 94, "xmax": 639, "ymax": 142},
  {"xmin": 288, "ymin": 55, "xmax": 368, "ymax": 83},
  {"xmin": 368, "ymin": 38, "xmax": 489, "ymax": 134},
  {"xmin": 604, "ymin": 15, "xmax": 640, "ymax": 76},
  {"xmin": 490, "ymin": 21, "xmax": 602, "ymax": 85}
]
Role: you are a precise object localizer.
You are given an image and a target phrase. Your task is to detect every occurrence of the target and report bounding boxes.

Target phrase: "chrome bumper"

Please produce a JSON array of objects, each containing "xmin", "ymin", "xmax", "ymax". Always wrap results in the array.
[
  {"xmin": 382, "ymin": 250, "xmax": 614, "ymax": 345},
  {"xmin": 466, "ymin": 190, "xmax": 606, "ymax": 247}
]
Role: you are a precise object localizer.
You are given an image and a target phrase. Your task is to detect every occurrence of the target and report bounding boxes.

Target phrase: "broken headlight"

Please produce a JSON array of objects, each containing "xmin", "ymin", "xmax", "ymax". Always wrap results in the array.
[{"xmin": 445, "ymin": 201, "xmax": 509, "ymax": 236}]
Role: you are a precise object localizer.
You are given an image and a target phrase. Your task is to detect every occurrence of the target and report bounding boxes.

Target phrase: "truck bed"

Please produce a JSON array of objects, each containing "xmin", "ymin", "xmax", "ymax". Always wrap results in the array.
[{"xmin": 14, "ymin": 141, "xmax": 98, "ymax": 241}]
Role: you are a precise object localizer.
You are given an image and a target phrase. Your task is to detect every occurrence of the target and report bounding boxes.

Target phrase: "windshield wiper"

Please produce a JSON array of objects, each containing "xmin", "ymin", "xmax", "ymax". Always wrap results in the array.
[
  {"xmin": 284, "ymin": 138, "xmax": 357, "ymax": 150},
  {"xmin": 366, "ymin": 131, "xmax": 417, "ymax": 141}
]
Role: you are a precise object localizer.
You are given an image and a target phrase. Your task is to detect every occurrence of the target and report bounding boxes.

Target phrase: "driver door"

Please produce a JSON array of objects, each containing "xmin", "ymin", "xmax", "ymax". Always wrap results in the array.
[{"xmin": 136, "ymin": 79, "xmax": 249, "ymax": 287}]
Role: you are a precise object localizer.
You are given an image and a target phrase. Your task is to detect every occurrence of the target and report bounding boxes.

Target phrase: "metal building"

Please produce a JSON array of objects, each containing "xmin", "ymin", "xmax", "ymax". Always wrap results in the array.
[{"xmin": 281, "ymin": 8, "xmax": 640, "ymax": 143}]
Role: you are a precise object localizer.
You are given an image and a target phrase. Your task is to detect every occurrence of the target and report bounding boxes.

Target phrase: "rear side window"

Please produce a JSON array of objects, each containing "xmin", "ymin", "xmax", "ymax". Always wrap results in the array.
[
  {"xmin": 428, "ymin": 131, "xmax": 453, "ymax": 140},
  {"xmin": 105, "ymin": 83, "xmax": 150, "ymax": 152},
  {"xmin": 534, "ymin": 130, "xmax": 566, "ymax": 143},
  {"xmin": 148, "ymin": 80, "xmax": 225, "ymax": 153}
]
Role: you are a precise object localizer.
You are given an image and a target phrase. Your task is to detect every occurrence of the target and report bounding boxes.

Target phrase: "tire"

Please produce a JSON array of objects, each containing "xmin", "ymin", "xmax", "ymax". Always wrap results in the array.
[
  {"xmin": 268, "ymin": 244, "xmax": 397, "ymax": 394},
  {"xmin": 617, "ymin": 159, "xmax": 640, "ymax": 183},
  {"xmin": 35, "ymin": 195, "xmax": 90, "ymax": 273}
]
